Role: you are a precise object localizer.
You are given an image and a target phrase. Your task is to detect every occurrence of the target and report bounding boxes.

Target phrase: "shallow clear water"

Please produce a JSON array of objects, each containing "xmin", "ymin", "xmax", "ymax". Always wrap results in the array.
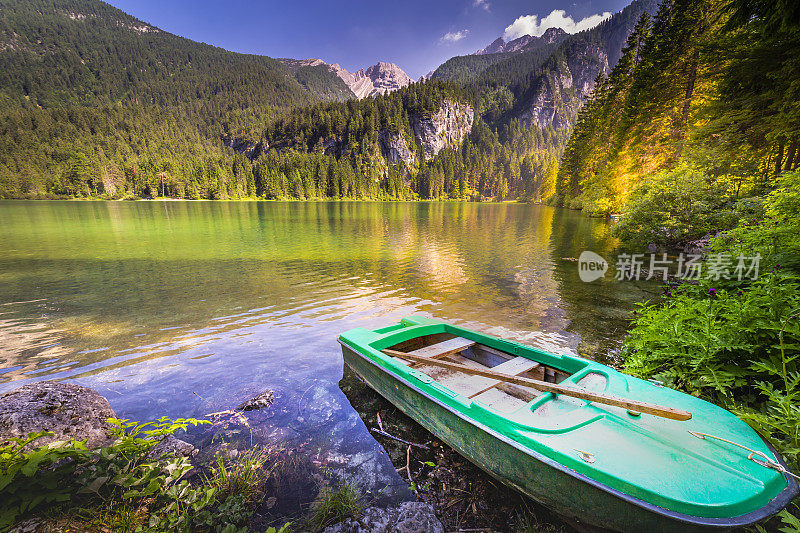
[{"xmin": 0, "ymin": 200, "xmax": 655, "ymax": 503}]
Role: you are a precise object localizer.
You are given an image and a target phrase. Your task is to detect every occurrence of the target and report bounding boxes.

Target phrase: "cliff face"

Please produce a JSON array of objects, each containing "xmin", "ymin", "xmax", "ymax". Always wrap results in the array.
[
  {"xmin": 227, "ymin": 99, "xmax": 473, "ymax": 170},
  {"xmin": 517, "ymin": 41, "xmax": 609, "ymax": 129},
  {"xmin": 379, "ymin": 131, "xmax": 416, "ymax": 166},
  {"xmin": 223, "ymin": 137, "xmax": 264, "ymax": 160},
  {"xmin": 411, "ymin": 99, "xmax": 474, "ymax": 160},
  {"xmin": 377, "ymin": 99, "xmax": 475, "ymax": 164},
  {"xmin": 512, "ymin": 0, "xmax": 659, "ymax": 129}
]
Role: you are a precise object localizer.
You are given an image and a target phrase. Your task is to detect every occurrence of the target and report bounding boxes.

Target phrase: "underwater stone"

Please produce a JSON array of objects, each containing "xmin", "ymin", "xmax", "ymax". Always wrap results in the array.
[
  {"xmin": 323, "ymin": 501, "xmax": 444, "ymax": 533},
  {"xmin": 236, "ymin": 389, "xmax": 274, "ymax": 411}
]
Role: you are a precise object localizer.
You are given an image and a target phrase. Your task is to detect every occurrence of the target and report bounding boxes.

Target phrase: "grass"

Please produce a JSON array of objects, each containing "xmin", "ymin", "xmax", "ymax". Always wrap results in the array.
[
  {"xmin": 41, "ymin": 501, "xmax": 151, "ymax": 533},
  {"xmin": 203, "ymin": 446, "xmax": 279, "ymax": 503},
  {"xmin": 308, "ymin": 481, "xmax": 363, "ymax": 532}
]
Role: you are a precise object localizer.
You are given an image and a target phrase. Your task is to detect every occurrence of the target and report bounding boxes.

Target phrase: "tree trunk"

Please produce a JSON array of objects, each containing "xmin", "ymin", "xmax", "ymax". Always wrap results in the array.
[
  {"xmin": 673, "ymin": 50, "xmax": 700, "ymax": 161},
  {"xmin": 775, "ymin": 137, "xmax": 785, "ymax": 176},
  {"xmin": 784, "ymin": 138, "xmax": 797, "ymax": 171}
]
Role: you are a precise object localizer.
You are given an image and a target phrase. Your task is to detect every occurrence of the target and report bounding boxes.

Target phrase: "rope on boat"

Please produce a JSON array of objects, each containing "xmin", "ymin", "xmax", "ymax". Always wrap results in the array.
[{"xmin": 689, "ymin": 431, "xmax": 800, "ymax": 480}]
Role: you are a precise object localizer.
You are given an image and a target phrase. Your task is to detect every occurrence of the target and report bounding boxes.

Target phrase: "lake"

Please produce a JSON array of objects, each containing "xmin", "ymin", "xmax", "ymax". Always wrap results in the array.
[{"xmin": 0, "ymin": 200, "xmax": 654, "ymax": 512}]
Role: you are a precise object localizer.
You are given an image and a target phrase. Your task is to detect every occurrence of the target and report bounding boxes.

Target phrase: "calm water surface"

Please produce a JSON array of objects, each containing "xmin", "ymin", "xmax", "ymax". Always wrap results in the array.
[{"xmin": 0, "ymin": 201, "xmax": 655, "ymax": 503}]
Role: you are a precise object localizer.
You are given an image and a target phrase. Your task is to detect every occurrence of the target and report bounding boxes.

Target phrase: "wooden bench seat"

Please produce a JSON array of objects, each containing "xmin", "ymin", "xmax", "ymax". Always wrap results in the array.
[
  {"xmin": 393, "ymin": 337, "xmax": 476, "ymax": 367},
  {"xmin": 426, "ymin": 355, "xmax": 540, "ymax": 398},
  {"xmin": 467, "ymin": 357, "xmax": 541, "ymax": 398}
]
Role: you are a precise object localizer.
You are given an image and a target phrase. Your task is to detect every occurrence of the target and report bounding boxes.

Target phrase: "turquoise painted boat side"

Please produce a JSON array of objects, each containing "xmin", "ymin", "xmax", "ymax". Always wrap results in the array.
[{"xmin": 339, "ymin": 316, "xmax": 794, "ymax": 522}]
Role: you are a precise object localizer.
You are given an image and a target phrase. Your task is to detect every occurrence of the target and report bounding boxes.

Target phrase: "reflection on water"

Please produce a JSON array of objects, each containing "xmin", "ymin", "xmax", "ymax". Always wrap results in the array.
[{"xmin": 0, "ymin": 200, "xmax": 654, "ymax": 502}]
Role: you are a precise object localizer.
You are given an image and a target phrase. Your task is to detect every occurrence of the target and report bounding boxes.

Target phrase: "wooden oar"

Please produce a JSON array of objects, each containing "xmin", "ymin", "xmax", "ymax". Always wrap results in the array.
[{"xmin": 382, "ymin": 349, "xmax": 692, "ymax": 421}]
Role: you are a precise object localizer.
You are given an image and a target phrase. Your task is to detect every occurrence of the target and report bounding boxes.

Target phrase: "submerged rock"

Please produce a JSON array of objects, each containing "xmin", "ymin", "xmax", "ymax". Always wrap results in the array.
[
  {"xmin": 146, "ymin": 434, "xmax": 197, "ymax": 460},
  {"xmin": 236, "ymin": 389, "xmax": 275, "ymax": 411},
  {"xmin": 0, "ymin": 381, "xmax": 116, "ymax": 449},
  {"xmin": 323, "ymin": 502, "xmax": 443, "ymax": 533}
]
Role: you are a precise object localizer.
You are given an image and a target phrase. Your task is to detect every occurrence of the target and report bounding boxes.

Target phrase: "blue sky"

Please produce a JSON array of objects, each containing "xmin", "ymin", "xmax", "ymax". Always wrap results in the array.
[{"xmin": 106, "ymin": 0, "xmax": 630, "ymax": 78}]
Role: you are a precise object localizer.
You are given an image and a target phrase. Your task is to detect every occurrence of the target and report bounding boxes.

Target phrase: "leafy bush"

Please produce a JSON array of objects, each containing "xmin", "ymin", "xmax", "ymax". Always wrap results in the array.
[
  {"xmin": 711, "ymin": 171, "xmax": 800, "ymax": 274},
  {"xmin": 624, "ymin": 274, "xmax": 800, "ymax": 466},
  {"xmin": 0, "ymin": 417, "xmax": 240, "ymax": 531},
  {"xmin": 623, "ymin": 171, "xmax": 800, "ymax": 468},
  {"xmin": 624, "ymin": 276, "xmax": 800, "ymax": 397},
  {"xmin": 0, "ymin": 432, "xmax": 91, "ymax": 526},
  {"xmin": 612, "ymin": 165, "xmax": 735, "ymax": 249}
]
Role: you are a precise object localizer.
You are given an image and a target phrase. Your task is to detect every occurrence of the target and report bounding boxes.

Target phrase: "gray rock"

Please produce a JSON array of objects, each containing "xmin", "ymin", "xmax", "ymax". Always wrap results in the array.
[
  {"xmin": 323, "ymin": 502, "xmax": 443, "ymax": 533},
  {"xmin": 8, "ymin": 518, "xmax": 45, "ymax": 533},
  {"xmin": 222, "ymin": 136, "xmax": 265, "ymax": 160},
  {"xmin": 518, "ymin": 41, "xmax": 609, "ymax": 130},
  {"xmin": 236, "ymin": 389, "xmax": 274, "ymax": 411},
  {"xmin": 379, "ymin": 131, "xmax": 415, "ymax": 167},
  {"xmin": 412, "ymin": 99, "xmax": 474, "ymax": 160},
  {"xmin": 146, "ymin": 434, "xmax": 197, "ymax": 460},
  {"xmin": 0, "ymin": 381, "xmax": 116, "ymax": 449}
]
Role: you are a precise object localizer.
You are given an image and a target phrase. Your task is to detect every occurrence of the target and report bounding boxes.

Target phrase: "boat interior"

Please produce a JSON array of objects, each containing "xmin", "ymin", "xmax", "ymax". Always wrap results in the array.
[{"xmin": 386, "ymin": 332, "xmax": 605, "ymax": 414}]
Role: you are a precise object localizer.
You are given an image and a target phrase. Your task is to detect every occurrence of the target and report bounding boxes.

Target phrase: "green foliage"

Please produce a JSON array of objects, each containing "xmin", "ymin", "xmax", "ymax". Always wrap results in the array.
[
  {"xmin": 430, "ymin": 53, "xmax": 515, "ymax": 83},
  {"xmin": 0, "ymin": 416, "xmax": 260, "ymax": 531},
  {"xmin": 624, "ymin": 276, "xmax": 800, "ymax": 396},
  {"xmin": 624, "ymin": 275, "xmax": 800, "ymax": 467},
  {"xmin": 611, "ymin": 165, "xmax": 733, "ymax": 248},
  {"xmin": 0, "ymin": 432, "xmax": 90, "ymax": 527},
  {"xmin": 711, "ymin": 171, "xmax": 800, "ymax": 274},
  {"xmin": 309, "ymin": 481, "xmax": 363, "ymax": 532},
  {"xmin": 292, "ymin": 65, "xmax": 355, "ymax": 102},
  {"xmin": 623, "ymin": 175, "xmax": 800, "ymax": 471},
  {"xmin": 556, "ymin": 0, "xmax": 800, "ymax": 215}
]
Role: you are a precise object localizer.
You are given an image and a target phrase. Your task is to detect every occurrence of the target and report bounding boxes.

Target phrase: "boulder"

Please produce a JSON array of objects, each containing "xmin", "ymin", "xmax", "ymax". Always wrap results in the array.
[
  {"xmin": 146, "ymin": 434, "xmax": 197, "ymax": 460},
  {"xmin": 323, "ymin": 502, "xmax": 443, "ymax": 533},
  {"xmin": 237, "ymin": 389, "xmax": 275, "ymax": 412},
  {"xmin": 0, "ymin": 381, "xmax": 117, "ymax": 449}
]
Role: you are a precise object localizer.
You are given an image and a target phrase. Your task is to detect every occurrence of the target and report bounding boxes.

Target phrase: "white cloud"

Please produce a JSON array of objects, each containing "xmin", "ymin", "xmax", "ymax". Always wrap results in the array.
[
  {"xmin": 473, "ymin": 0, "xmax": 490, "ymax": 11},
  {"xmin": 503, "ymin": 9, "xmax": 612, "ymax": 40},
  {"xmin": 440, "ymin": 30, "xmax": 469, "ymax": 43}
]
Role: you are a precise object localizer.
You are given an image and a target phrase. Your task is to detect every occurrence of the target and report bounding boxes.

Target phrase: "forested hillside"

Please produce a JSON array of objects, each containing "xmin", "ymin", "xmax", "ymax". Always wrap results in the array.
[
  {"xmin": 237, "ymin": 0, "xmax": 657, "ymax": 202},
  {"xmin": 0, "ymin": 0, "xmax": 672, "ymax": 201},
  {"xmin": 0, "ymin": 0, "xmax": 348, "ymax": 199},
  {"xmin": 224, "ymin": 80, "xmax": 566, "ymax": 201},
  {"xmin": 429, "ymin": 53, "xmax": 514, "ymax": 84},
  {"xmin": 557, "ymin": 0, "xmax": 800, "ymax": 228}
]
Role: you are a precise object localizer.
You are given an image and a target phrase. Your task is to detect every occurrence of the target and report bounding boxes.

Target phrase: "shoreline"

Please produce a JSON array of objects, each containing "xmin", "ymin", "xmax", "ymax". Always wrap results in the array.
[{"xmin": 0, "ymin": 197, "xmax": 536, "ymax": 204}]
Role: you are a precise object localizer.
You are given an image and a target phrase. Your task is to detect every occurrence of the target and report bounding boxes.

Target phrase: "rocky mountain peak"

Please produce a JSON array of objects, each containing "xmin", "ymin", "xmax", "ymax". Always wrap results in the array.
[
  {"xmin": 364, "ymin": 62, "xmax": 413, "ymax": 95},
  {"xmin": 281, "ymin": 59, "xmax": 412, "ymax": 99},
  {"xmin": 475, "ymin": 37, "xmax": 506, "ymax": 55},
  {"xmin": 541, "ymin": 27, "xmax": 568, "ymax": 43},
  {"xmin": 474, "ymin": 27, "xmax": 568, "ymax": 55}
]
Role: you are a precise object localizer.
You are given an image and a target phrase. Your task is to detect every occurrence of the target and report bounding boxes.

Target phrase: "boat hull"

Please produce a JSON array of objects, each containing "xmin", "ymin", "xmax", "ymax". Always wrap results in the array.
[{"xmin": 341, "ymin": 342, "xmax": 795, "ymax": 532}]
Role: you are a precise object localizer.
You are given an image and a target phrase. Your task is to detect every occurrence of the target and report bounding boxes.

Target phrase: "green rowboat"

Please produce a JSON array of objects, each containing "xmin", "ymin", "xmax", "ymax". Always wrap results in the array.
[{"xmin": 338, "ymin": 316, "xmax": 798, "ymax": 532}]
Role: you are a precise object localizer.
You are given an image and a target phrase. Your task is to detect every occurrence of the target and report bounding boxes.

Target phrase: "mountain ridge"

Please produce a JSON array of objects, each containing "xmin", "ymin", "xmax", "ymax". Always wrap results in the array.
[
  {"xmin": 474, "ymin": 28, "xmax": 569, "ymax": 55},
  {"xmin": 499, "ymin": 0, "xmax": 660, "ymax": 128},
  {"xmin": 279, "ymin": 59, "xmax": 413, "ymax": 99}
]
